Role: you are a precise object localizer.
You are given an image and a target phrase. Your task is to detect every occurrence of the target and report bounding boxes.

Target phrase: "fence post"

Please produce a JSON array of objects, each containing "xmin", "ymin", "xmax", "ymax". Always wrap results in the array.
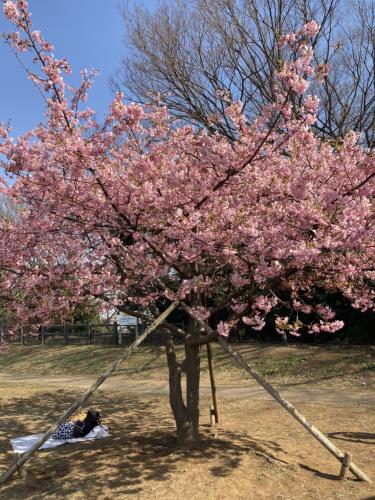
[
  {"xmin": 113, "ymin": 321, "xmax": 118, "ymax": 345},
  {"xmin": 20, "ymin": 326, "xmax": 24, "ymax": 346},
  {"xmin": 64, "ymin": 325, "xmax": 68, "ymax": 345},
  {"xmin": 41, "ymin": 326, "xmax": 45, "ymax": 346},
  {"xmin": 0, "ymin": 325, "xmax": 4, "ymax": 349},
  {"xmin": 135, "ymin": 318, "xmax": 139, "ymax": 339},
  {"xmin": 88, "ymin": 324, "xmax": 92, "ymax": 345},
  {"xmin": 118, "ymin": 325, "xmax": 122, "ymax": 345}
]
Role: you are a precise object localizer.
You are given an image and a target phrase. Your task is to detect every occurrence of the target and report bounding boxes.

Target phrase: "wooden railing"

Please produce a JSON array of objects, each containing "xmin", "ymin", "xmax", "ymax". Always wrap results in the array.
[{"xmin": 0, "ymin": 321, "xmax": 145, "ymax": 346}]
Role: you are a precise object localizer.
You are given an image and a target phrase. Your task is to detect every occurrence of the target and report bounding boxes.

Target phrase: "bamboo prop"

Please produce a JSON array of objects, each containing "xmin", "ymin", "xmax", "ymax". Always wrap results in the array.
[
  {"xmin": 217, "ymin": 338, "xmax": 372, "ymax": 483},
  {"xmin": 0, "ymin": 300, "xmax": 180, "ymax": 485},
  {"xmin": 206, "ymin": 343, "xmax": 219, "ymax": 424},
  {"xmin": 339, "ymin": 452, "xmax": 352, "ymax": 480},
  {"xmin": 179, "ymin": 301, "xmax": 372, "ymax": 484}
]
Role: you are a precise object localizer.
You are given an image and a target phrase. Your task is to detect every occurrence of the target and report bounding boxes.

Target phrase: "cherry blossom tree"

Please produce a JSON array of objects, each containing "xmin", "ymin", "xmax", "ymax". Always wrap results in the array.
[{"xmin": 0, "ymin": 1, "xmax": 374, "ymax": 447}]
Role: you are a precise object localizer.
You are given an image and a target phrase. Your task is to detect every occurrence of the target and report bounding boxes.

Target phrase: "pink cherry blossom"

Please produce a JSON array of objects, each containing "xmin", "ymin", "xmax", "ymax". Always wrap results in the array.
[
  {"xmin": 3, "ymin": 1, "xmax": 19, "ymax": 22},
  {"xmin": 302, "ymin": 21, "xmax": 320, "ymax": 37},
  {"xmin": 242, "ymin": 315, "xmax": 266, "ymax": 331},
  {"xmin": 217, "ymin": 321, "xmax": 230, "ymax": 337},
  {"xmin": 0, "ymin": 5, "xmax": 373, "ymax": 342},
  {"xmin": 315, "ymin": 304, "xmax": 336, "ymax": 321}
]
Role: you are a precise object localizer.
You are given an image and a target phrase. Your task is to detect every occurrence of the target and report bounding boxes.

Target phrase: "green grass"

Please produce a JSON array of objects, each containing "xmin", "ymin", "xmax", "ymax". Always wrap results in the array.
[
  {"xmin": 0, "ymin": 344, "xmax": 374, "ymax": 386},
  {"xmin": 249, "ymin": 350, "xmax": 375, "ymax": 385},
  {"xmin": 0, "ymin": 345, "xmax": 167, "ymax": 377}
]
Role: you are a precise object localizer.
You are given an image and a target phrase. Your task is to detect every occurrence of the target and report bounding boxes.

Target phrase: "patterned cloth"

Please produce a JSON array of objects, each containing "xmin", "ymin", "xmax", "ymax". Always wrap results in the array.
[
  {"xmin": 11, "ymin": 425, "xmax": 110, "ymax": 453},
  {"xmin": 52, "ymin": 421, "xmax": 78, "ymax": 440}
]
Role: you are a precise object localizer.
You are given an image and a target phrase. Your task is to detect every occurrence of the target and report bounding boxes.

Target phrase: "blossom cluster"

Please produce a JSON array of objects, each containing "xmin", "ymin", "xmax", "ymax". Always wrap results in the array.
[{"xmin": 0, "ymin": 3, "xmax": 374, "ymax": 340}]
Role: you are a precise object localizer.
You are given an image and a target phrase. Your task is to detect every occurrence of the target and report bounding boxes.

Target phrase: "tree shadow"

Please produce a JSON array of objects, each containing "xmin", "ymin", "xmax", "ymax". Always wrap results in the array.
[
  {"xmin": 298, "ymin": 464, "xmax": 342, "ymax": 481},
  {"xmin": 0, "ymin": 390, "xmax": 287, "ymax": 498},
  {"xmin": 299, "ymin": 463, "xmax": 365, "ymax": 483},
  {"xmin": 327, "ymin": 432, "xmax": 375, "ymax": 445}
]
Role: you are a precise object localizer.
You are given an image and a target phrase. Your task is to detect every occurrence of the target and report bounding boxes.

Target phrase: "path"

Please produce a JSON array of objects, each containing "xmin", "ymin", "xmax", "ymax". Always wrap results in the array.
[{"xmin": 1, "ymin": 374, "xmax": 374, "ymax": 406}]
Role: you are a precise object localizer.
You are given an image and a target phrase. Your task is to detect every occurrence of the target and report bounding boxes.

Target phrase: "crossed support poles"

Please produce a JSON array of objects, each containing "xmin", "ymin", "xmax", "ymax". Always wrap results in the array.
[{"xmin": 0, "ymin": 298, "xmax": 372, "ymax": 485}]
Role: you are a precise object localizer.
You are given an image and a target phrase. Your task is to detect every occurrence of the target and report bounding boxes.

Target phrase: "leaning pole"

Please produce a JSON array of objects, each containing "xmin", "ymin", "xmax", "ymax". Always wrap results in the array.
[
  {"xmin": 0, "ymin": 300, "xmax": 180, "ymax": 485},
  {"xmin": 179, "ymin": 300, "xmax": 372, "ymax": 484}
]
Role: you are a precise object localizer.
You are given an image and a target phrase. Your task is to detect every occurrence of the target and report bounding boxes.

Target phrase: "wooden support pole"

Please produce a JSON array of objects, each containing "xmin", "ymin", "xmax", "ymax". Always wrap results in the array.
[
  {"xmin": 179, "ymin": 301, "xmax": 372, "ymax": 484},
  {"xmin": 339, "ymin": 452, "xmax": 352, "ymax": 480},
  {"xmin": 113, "ymin": 321, "xmax": 118, "ymax": 345},
  {"xmin": 0, "ymin": 300, "xmax": 180, "ymax": 485},
  {"xmin": 12, "ymin": 453, "xmax": 25, "ymax": 479},
  {"xmin": 20, "ymin": 327, "xmax": 24, "ymax": 346},
  {"xmin": 209, "ymin": 404, "xmax": 216, "ymax": 427},
  {"xmin": 88, "ymin": 324, "xmax": 92, "ymax": 345},
  {"xmin": 206, "ymin": 342, "xmax": 219, "ymax": 424},
  {"xmin": 217, "ymin": 338, "xmax": 371, "ymax": 483}
]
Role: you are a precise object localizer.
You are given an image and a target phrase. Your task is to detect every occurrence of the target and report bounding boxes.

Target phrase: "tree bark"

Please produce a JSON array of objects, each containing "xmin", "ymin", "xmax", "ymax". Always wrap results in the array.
[
  {"xmin": 162, "ymin": 329, "xmax": 186, "ymax": 445},
  {"xmin": 162, "ymin": 318, "xmax": 201, "ymax": 449}
]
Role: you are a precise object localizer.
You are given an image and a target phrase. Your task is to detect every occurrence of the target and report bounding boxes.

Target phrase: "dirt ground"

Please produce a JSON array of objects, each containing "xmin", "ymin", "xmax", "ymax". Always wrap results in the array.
[{"xmin": 0, "ymin": 344, "xmax": 374, "ymax": 499}]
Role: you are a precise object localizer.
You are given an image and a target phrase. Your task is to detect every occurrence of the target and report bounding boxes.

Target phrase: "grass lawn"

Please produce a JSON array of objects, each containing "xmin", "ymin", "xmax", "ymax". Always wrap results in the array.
[{"xmin": 0, "ymin": 343, "xmax": 374, "ymax": 388}]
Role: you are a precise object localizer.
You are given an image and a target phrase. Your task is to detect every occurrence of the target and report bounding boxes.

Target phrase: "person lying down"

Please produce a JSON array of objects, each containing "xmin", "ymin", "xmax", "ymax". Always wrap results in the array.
[
  {"xmin": 52, "ymin": 410, "xmax": 101, "ymax": 440},
  {"xmin": 10, "ymin": 409, "xmax": 109, "ymax": 454}
]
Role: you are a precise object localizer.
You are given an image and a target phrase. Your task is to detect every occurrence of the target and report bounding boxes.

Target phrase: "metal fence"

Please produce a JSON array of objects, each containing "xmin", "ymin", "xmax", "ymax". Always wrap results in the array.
[{"xmin": 0, "ymin": 321, "xmax": 149, "ymax": 346}]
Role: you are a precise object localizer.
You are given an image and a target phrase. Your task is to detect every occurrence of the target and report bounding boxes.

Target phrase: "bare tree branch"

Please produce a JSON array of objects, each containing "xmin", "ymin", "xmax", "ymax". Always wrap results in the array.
[{"xmin": 114, "ymin": 0, "xmax": 375, "ymax": 148}]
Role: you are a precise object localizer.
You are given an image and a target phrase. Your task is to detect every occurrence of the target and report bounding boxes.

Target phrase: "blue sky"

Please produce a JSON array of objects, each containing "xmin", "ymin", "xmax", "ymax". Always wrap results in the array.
[{"xmin": 0, "ymin": 0, "xmax": 154, "ymax": 137}]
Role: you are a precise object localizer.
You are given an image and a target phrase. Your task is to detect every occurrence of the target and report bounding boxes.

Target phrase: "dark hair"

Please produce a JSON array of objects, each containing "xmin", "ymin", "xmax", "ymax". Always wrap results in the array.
[{"xmin": 72, "ymin": 410, "xmax": 101, "ymax": 438}]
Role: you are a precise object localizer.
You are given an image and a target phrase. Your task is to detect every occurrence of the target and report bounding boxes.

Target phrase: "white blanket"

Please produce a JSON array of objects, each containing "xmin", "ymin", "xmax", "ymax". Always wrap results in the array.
[{"xmin": 10, "ymin": 425, "xmax": 110, "ymax": 453}]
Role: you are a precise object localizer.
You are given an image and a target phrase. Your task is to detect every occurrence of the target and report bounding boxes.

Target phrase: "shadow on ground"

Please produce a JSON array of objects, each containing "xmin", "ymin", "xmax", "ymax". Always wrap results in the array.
[
  {"xmin": 0, "ymin": 390, "xmax": 285, "ymax": 499},
  {"xmin": 327, "ymin": 432, "xmax": 375, "ymax": 445}
]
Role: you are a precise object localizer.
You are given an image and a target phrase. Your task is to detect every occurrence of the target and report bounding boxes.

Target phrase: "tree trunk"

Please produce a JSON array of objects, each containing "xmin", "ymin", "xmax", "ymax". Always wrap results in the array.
[
  {"xmin": 183, "ymin": 338, "xmax": 200, "ymax": 446},
  {"xmin": 162, "ymin": 321, "xmax": 201, "ymax": 449}
]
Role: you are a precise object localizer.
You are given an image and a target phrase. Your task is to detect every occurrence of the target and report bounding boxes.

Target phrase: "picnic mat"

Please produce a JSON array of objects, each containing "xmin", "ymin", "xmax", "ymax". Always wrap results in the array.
[{"xmin": 10, "ymin": 425, "xmax": 110, "ymax": 453}]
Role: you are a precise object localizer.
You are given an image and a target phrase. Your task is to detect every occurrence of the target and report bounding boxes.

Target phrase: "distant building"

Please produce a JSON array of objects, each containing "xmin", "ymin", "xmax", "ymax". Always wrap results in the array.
[
  {"xmin": 99, "ymin": 307, "xmax": 140, "ymax": 327},
  {"xmin": 117, "ymin": 312, "xmax": 139, "ymax": 326}
]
